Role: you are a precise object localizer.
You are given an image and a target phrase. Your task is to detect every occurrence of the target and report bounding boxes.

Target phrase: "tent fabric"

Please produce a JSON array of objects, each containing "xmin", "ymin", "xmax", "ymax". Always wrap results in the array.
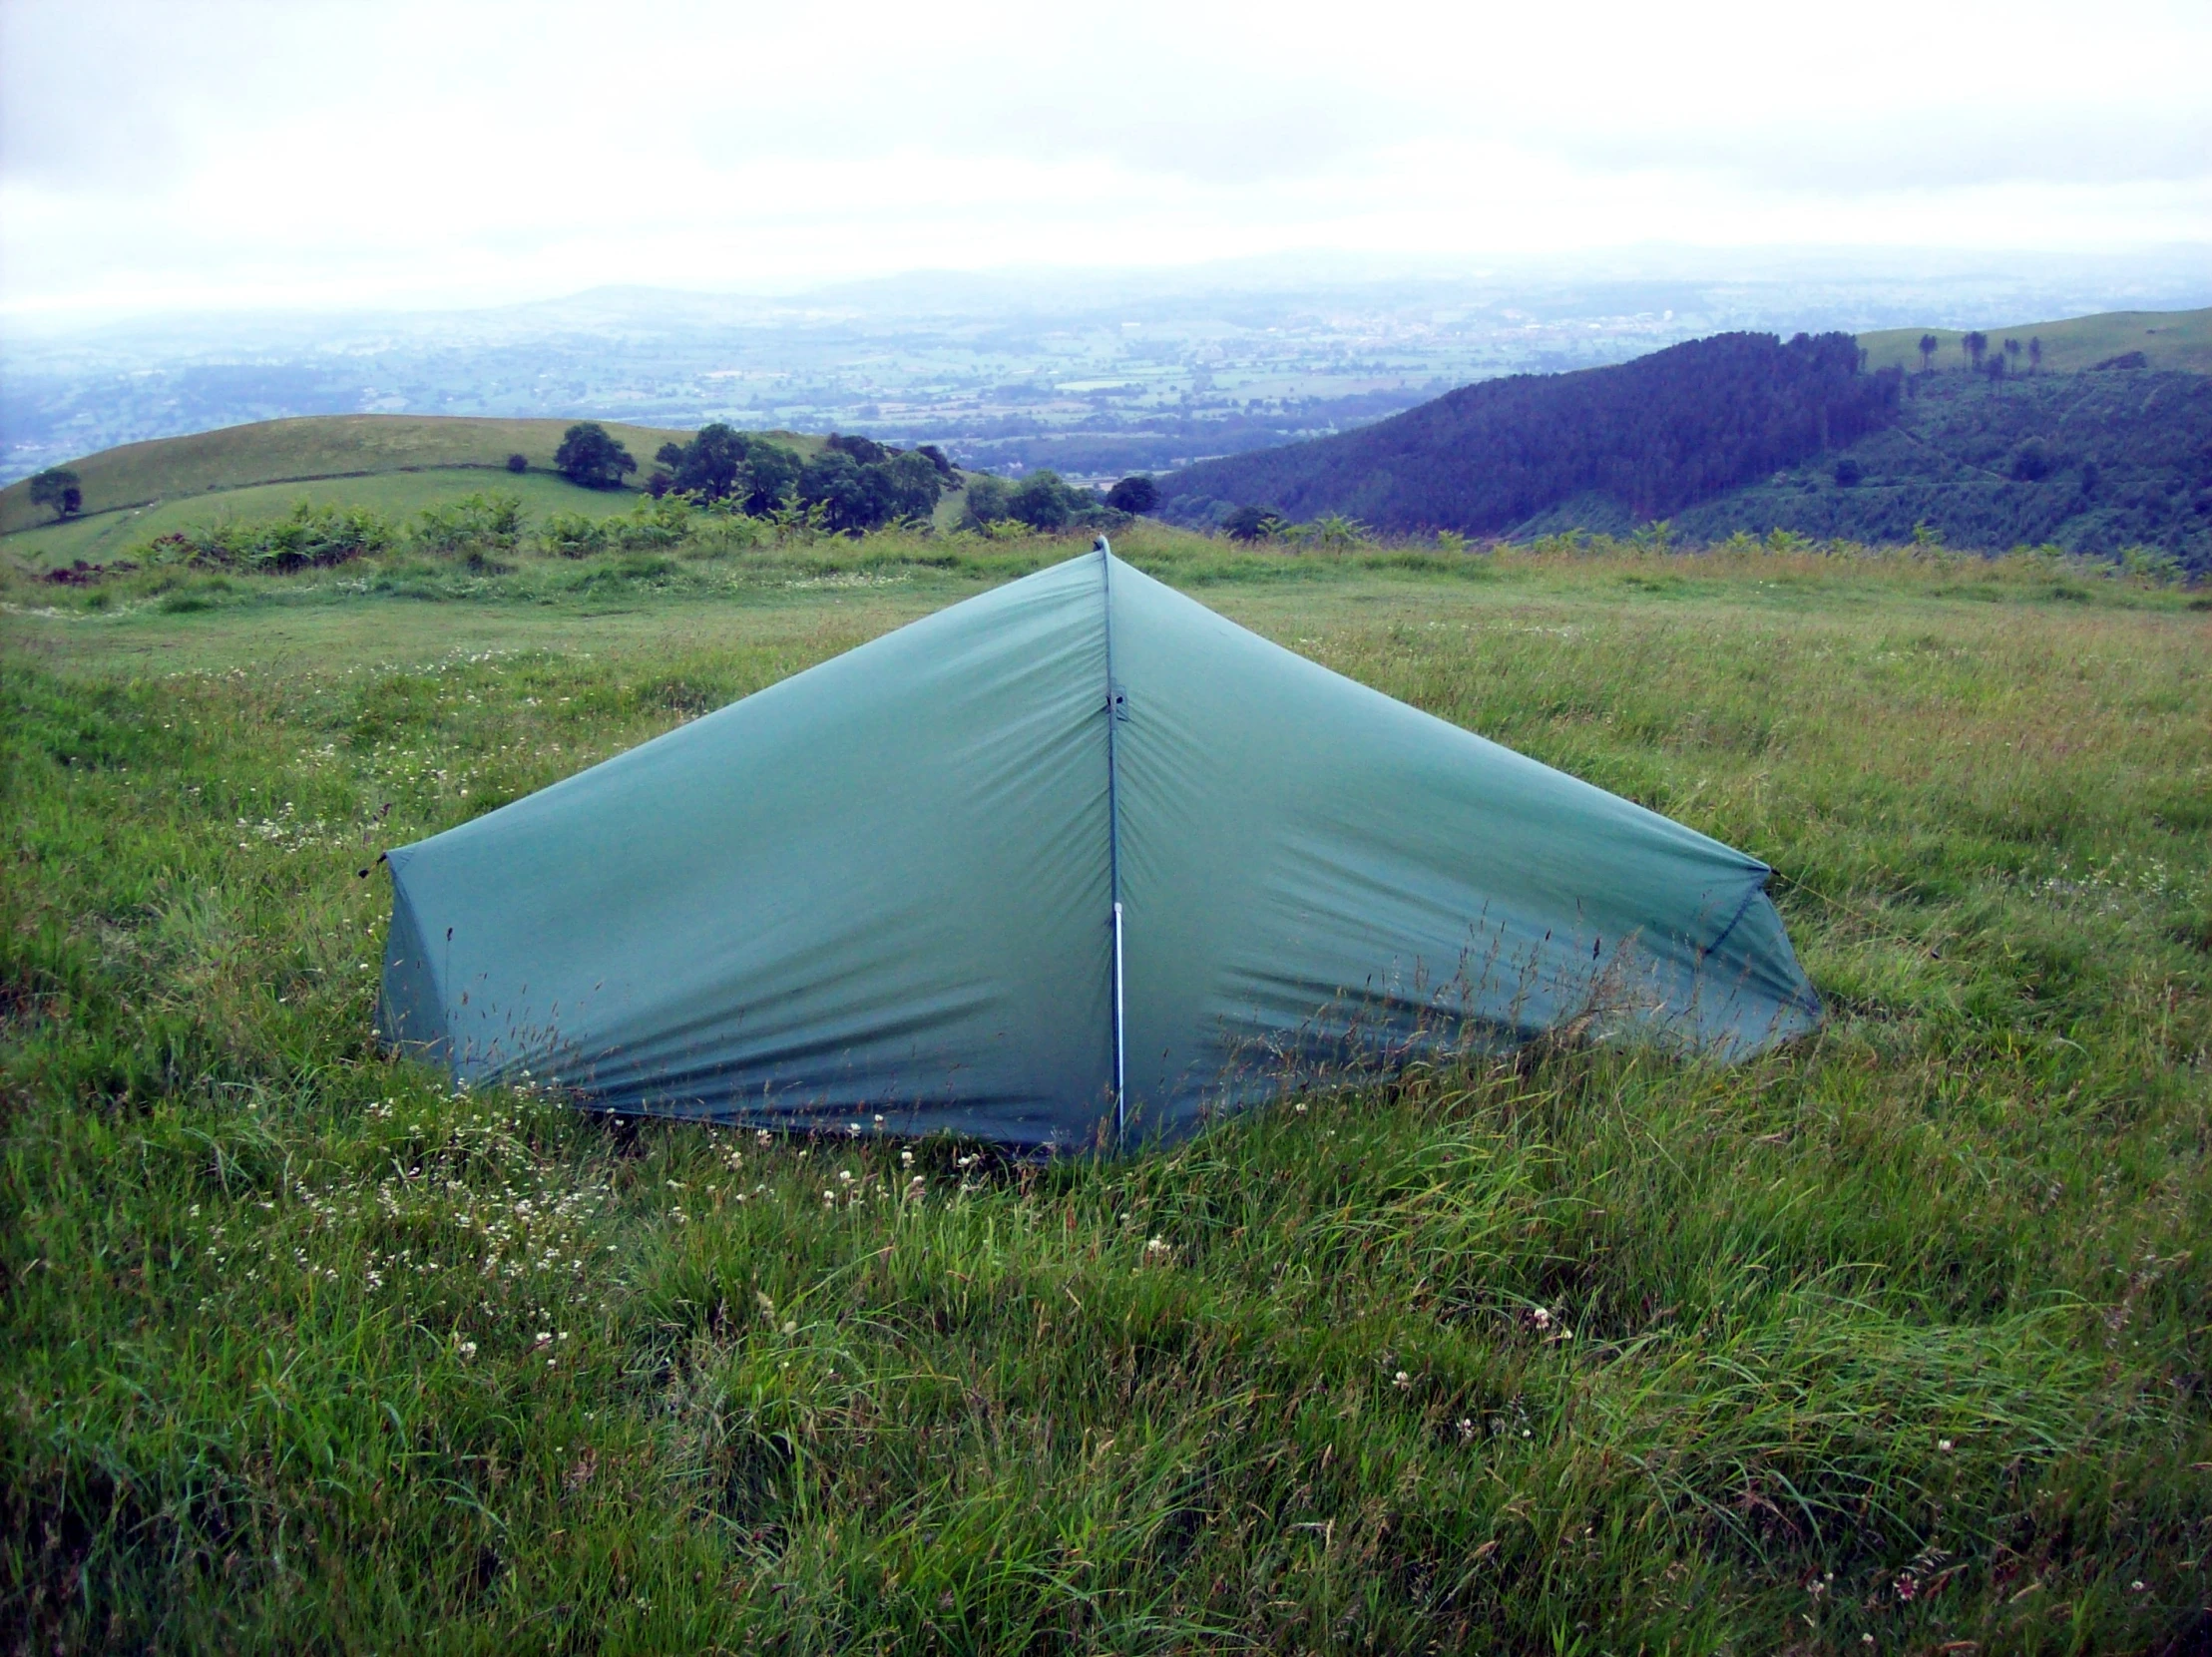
[{"xmin": 378, "ymin": 547, "xmax": 1819, "ymax": 1147}]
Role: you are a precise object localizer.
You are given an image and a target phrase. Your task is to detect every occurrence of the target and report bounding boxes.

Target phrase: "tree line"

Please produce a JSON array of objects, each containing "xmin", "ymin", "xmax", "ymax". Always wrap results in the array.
[
  {"xmin": 555, "ymin": 421, "xmax": 1157, "ymax": 536},
  {"xmin": 1154, "ymin": 332, "xmax": 1905, "ymax": 536},
  {"xmin": 1914, "ymin": 331, "xmax": 2044, "ymax": 388}
]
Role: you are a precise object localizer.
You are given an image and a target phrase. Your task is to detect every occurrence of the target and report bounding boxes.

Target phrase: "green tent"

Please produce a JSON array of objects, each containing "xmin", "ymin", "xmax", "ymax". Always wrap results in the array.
[{"xmin": 379, "ymin": 544, "xmax": 1817, "ymax": 1146}]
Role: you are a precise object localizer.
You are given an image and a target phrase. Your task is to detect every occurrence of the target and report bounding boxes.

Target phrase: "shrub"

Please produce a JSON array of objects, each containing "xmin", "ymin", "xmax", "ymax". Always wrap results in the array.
[
  {"xmin": 506, "ymin": 453, "xmax": 529, "ymax": 474},
  {"xmin": 609, "ymin": 497, "xmax": 690, "ymax": 551},
  {"xmin": 540, "ymin": 512, "xmax": 607, "ymax": 558},
  {"xmin": 1834, "ymin": 456, "xmax": 1863, "ymax": 487},
  {"xmin": 413, "ymin": 492, "xmax": 525, "ymax": 557},
  {"xmin": 142, "ymin": 502, "xmax": 395, "ymax": 573},
  {"xmin": 1305, "ymin": 512, "xmax": 1370, "ymax": 551},
  {"xmin": 1222, "ymin": 504, "xmax": 1284, "ymax": 542},
  {"xmin": 2120, "ymin": 545, "xmax": 2184, "ymax": 585}
]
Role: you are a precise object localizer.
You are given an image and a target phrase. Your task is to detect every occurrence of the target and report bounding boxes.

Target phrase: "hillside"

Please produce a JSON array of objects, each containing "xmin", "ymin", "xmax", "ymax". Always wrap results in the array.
[
  {"xmin": 1493, "ymin": 370, "xmax": 2212, "ymax": 568},
  {"xmin": 0, "ymin": 470, "xmax": 659, "ymax": 572},
  {"xmin": 1665, "ymin": 369, "xmax": 2212, "ymax": 563},
  {"xmin": 1858, "ymin": 306, "xmax": 2212, "ymax": 377},
  {"xmin": 1155, "ymin": 327, "xmax": 2212, "ymax": 567},
  {"xmin": 0, "ymin": 414, "xmax": 730, "ymax": 538},
  {"xmin": 1155, "ymin": 332, "xmax": 1900, "ymax": 535}
]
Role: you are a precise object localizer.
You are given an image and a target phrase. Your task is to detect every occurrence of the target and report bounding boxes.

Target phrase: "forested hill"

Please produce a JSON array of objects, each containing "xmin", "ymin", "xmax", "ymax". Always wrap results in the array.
[{"xmin": 1153, "ymin": 332, "xmax": 1901, "ymax": 534}]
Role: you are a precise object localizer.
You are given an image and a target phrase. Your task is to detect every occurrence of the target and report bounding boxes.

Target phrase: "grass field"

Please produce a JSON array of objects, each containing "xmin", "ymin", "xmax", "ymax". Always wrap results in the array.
[
  {"xmin": 4, "ymin": 519, "xmax": 2210, "ymax": 1652},
  {"xmin": 0, "ymin": 416, "xmax": 980, "ymax": 563},
  {"xmin": 0, "ymin": 414, "xmax": 840, "ymax": 538},
  {"xmin": 1, "ymin": 470, "xmax": 666, "ymax": 573},
  {"xmin": 1858, "ymin": 308, "xmax": 2212, "ymax": 378}
]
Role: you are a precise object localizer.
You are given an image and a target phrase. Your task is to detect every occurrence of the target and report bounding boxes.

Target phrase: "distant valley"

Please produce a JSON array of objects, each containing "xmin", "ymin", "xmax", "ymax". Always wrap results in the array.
[
  {"xmin": 10, "ymin": 255, "xmax": 2207, "ymax": 491},
  {"xmin": 7, "ymin": 306, "xmax": 2209, "ymax": 573}
]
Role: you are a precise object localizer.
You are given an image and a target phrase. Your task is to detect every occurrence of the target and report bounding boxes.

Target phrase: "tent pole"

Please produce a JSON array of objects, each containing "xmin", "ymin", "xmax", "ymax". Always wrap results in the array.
[{"xmin": 1098, "ymin": 536, "xmax": 1126, "ymax": 1143}]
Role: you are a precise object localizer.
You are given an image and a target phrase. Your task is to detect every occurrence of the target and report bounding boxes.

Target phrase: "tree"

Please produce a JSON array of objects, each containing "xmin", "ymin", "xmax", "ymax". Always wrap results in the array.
[
  {"xmin": 1833, "ymin": 456, "xmax": 1863, "ymax": 487},
  {"xmin": 736, "ymin": 440, "xmax": 801, "ymax": 515},
  {"xmin": 1984, "ymin": 351, "xmax": 2006, "ymax": 391},
  {"xmin": 961, "ymin": 476, "xmax": 1012, "ymax": 530},
  {"xmin": 2003, "ymin": 338, "xmax": 2022, "ymax": 374},
  {"xmin": 874, "ymin": 450, "xmax": 946, "ymax": 523},
  {"xmin": 554, "ymin": 423, "xmax": 637, "ymax": 490},
  {"xmin": 792, "ymin": 445, "xmax": 944, "ymax": 533},
  {"xmin": 1007, "ymin": 471, "xmax": 1078, "ymax": 531},
  {"xmin": 506, "ymin": 453, "xmax": 529, "ymax": 473},
  {"xmin": 796, "ymin": 451, "xmax": 876, "ymax": 532},
  {"xmin": 28, "ymin": 468, "xmax": 83, "ymax": 521},
  {"xmin": 2028, "ymin": 336, "xmax": 2043, "ymax": 375},
  {"xmin": 1963, "ymin": 331, "xmax": 1989, "ymax": 371},
  {"xmin": 1918, "ymin": 333, "xmax": 1940, "ymax": 373},
  {"xmin": 1106, "ymin": 474, "xmax": 1158, "ymax": 514},
  {"xmin": 668, "ymin": 423, "xmax": 746, "ymax": 501}
]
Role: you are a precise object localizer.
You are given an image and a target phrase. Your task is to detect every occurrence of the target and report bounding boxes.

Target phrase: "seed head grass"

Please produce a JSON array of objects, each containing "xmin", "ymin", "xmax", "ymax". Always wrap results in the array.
[{"xmin": 3, "ymin": 523, "xmax": 2208, "ymax": 1650}]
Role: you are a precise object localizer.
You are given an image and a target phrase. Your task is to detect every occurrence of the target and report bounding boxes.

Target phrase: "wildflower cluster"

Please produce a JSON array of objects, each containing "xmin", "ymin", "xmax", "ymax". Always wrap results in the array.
[{"xmin": 233, "ymin": 800, "xmax": 346, "ymax": 854}]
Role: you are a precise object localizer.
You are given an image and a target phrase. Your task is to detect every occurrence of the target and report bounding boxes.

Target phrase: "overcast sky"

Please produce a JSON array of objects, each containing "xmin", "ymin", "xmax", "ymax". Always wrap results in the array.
[{"xmin": 2, "ymin": 0, "xmax": 2206, "ymax": 318}]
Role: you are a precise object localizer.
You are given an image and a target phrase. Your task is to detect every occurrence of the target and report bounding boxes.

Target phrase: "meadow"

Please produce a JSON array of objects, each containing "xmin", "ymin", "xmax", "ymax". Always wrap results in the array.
[
  {"xmin": 1857, "ymin": 308, "xmax": 2212, "ymax": 378},
  {"xmin": 0, "ymin": 416, "xmax": 705, "ymax": 538},
  {"xmin": 3, "ymin": 513, "xmax": 2210, "ymax": 1653}
]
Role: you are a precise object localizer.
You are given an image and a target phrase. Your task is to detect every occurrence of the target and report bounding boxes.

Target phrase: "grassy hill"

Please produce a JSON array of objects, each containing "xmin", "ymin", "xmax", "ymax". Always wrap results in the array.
[
  {"xmin": 1, "ymin": 469, "xmax": 658, "ymax": 572},
  {"xmin": 0, "ymin": 415, "xmax": 824, "ymax": 539},
  {"xmin": 0, "ymin": 417, "xmax": 1007, "ymax": 569},
  {"xmin": 3, "ymin": 524, "xmax": 2207, "ymax": 1650},
  {"xmin": 1858, "ymin": 307, "xmax": 2212, "ymax": 376}
]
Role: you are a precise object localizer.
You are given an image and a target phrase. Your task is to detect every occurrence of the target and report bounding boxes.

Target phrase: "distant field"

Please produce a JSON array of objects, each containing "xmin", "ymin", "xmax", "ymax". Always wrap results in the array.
[
  {"xmin": 3, "ymin": 520, "xmax": 2209, "ymax": 1651},
  {"xmin": 2, "ymin": 469, "xmax": 657, "ymax": 572},
  {"xmin": 0, "ymin": 414, "xmax": 832, "ymax": 538},
  {"xmin": 1858, "ymin": 306, "xmax": 2212, "ymax": 376}
]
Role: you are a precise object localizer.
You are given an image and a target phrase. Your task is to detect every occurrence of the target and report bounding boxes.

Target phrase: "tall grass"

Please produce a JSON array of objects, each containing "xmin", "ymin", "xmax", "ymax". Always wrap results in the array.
[{"xmin": 2, "ymin": 527, "xmax": 2208, "ymax": 1651}]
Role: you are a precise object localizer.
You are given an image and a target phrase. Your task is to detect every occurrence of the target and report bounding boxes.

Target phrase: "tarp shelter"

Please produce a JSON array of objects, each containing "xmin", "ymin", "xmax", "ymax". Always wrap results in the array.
[{"xmin": 378, "ymin": 544, "xmax": 1819, "ymax": 1147}]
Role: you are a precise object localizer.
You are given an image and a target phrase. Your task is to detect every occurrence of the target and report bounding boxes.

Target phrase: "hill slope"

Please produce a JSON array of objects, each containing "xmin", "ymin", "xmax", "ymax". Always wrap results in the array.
[
  {"xmin": 1, "ymin": 470, "xmax": 658, "ymax": 573},
  {"xmin": 0, "ymin": 414, "xmax": 712, "ymax": 537},
  {"xmin": 1155, "ymin": 332, "xmax": 1900, "ymax": 535},
  {"xmin": 1155, "ymin": 326, "xmax": 2212, "ymax": 567},
  {"xmin": 1663, "ymin": 369, "xmax": 2212, "ymax": 564},
  {"xmin": 1858, "ymin": 307, "xmax": 2212, "ymax": 377}
]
